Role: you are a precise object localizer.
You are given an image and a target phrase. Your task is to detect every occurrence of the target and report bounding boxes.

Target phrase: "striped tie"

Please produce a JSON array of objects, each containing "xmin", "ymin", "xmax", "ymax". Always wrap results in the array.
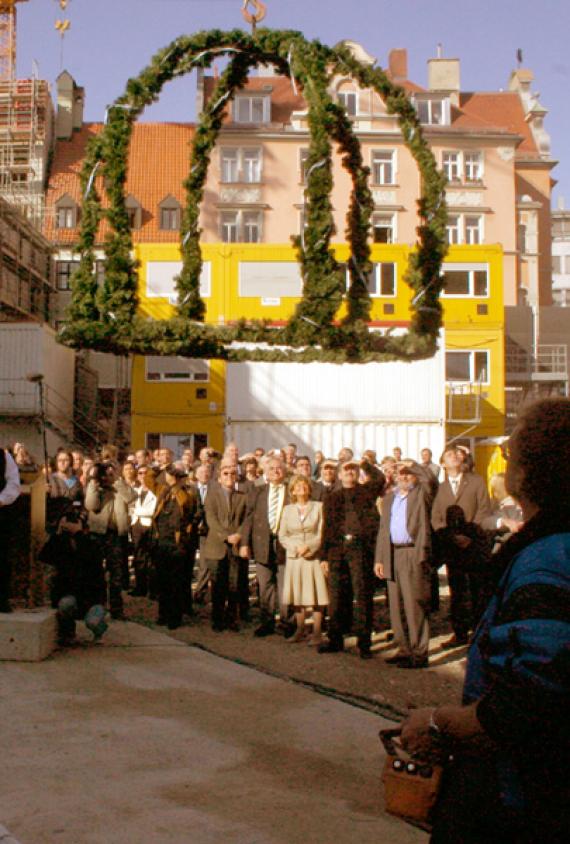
[{"xmin": 268, "ymin": 484, "xmax": 280, "ymax": 533}]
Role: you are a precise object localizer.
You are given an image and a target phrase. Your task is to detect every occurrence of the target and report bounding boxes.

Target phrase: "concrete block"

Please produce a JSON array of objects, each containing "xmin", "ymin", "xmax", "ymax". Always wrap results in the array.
[{"xmin": 0, "ymin": 609, "xmax": 57, "ymax": 662}]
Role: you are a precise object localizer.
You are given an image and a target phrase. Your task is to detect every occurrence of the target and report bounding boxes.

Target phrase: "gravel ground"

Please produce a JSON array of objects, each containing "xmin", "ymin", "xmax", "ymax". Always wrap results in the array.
[{"xmin": 123, "ymin": 583, "xmax": 467, "ymax": 719}]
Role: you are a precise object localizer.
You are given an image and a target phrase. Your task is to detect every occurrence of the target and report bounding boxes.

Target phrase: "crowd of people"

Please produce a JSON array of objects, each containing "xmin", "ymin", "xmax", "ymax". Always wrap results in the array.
[{"xmin": 1, "ymin": 436, "xmax": 522, "ymax": 662}]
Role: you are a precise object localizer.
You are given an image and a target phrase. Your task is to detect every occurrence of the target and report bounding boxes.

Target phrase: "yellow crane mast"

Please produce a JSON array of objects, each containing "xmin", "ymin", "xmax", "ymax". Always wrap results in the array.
[{"xmin": 0, "ymin": 0, "xmax": 28, "ymax": 82}]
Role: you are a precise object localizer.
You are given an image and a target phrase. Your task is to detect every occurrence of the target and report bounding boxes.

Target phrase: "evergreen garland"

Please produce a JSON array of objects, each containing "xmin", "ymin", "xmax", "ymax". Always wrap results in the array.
[{"xmin": 61, "ymin": 28, "xmax": 447, "ymax": 362}]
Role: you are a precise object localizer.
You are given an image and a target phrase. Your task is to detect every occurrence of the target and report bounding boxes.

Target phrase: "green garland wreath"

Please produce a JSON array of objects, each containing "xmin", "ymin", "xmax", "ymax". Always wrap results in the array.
[{"xmin": 62, "ymin": 28, "xmax": 447, "ymax": 362}]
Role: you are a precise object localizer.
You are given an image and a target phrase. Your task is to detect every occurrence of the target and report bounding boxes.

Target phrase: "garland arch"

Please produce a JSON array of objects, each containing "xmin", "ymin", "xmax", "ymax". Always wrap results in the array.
[{"xmin": 62, "ymin": 28, "xmax": 448, "ymax": 363}]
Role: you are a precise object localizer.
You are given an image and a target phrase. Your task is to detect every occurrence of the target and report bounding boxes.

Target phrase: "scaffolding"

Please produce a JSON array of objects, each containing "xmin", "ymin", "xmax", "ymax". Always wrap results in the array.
[{"xmin": 0, "ymin": 76, "xmax": 49, "ymax": 226}]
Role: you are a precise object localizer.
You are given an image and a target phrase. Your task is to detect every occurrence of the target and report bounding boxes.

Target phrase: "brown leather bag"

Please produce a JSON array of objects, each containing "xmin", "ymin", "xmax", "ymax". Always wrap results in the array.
[{"xmin": 380, "ymin": 728, "xmax": 444, "ymax": 832}]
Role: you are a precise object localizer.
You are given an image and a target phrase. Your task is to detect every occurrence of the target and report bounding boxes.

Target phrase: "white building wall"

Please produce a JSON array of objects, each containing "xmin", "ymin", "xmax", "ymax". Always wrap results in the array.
[{"xmin": 226, "ymin": 349, "xmax": 445, "ymax": 461}]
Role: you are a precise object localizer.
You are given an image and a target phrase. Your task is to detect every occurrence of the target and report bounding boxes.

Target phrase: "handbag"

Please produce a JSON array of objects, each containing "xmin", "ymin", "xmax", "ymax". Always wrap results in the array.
[{"xmin": 380, "ymin": 728, "xmax": 444, "ymax": 832}]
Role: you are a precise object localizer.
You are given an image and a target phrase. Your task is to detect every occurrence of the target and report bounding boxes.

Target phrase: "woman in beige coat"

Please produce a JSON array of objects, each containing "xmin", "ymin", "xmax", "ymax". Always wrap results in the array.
[{"xmin": 278, "ymin": 475, "xmax": 328, "ymax": 644}]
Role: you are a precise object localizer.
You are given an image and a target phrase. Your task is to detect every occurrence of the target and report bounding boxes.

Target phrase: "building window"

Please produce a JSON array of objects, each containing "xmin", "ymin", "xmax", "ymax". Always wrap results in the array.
[
  {"xmin": 464, "ymin": 152, "xmax": 483, "ymax": 182},
  {"xmin": 299, "ymin": 149, "xmax": 309, "ymax": 184},
  {"xmin": 372, "ymin": 213, "xmax": 395, "ymax": 244},
  {"xmin": 55, "ymin": 260, "xmax": 80, "ymax": 290},
  {"xmin": 442, "ymin": 151, "xmax": 484, "ymax": 183},
  {"xmin": 343, "ymin": 262, "xmax": 396, "ymax": 297},
  {"xmin": 233, "ymin": 95, "xmax": 270, "ymax": 124},
  {"xmin": 220, "ymin": 210, "xmax": 262, "ymax": 243},
  {"xmin": 95, "ymin": 260, "xmax": 106, "ymax": 286},
  {"xmin": 552, "ymin": 255, "xmax": 563, "ymax": 274},
  {"xmin": 442, "ymin": 151, "xmax": 461, "ymax": 183},
  {"xmin": 220, "ymin": 147, "xmax": 262, "ymax": 183},
  {"xmin": 159, "ymin": 201, "xmax": 181, "ymax": 231},
  {"xmin": 146, "ymin": 356, "xmax": 210, "ymax": 383},
  {"xmin": 446, "ymin": 350, "xmax": 490, "ymax": 384},
  {"xmin": 338, "ymin": 91, "xmax": 358, "ymax": 116},
  {"xmin": 371, "ymin": 150, "xmax": 396, "ymax": 185},
  {"xmin": 446, "ymin": 214, "xmax": 483, "ymax": 245},
  {"xmin": 56, "ymin": 204, "xmax": 78, "ymax": 229},
  {"xmin": 442, "ymin": 263, "xmax": 489, "ymax": 297},
  {"xmin": 125, "ymin": 196, "xmax": 142, "ymax": 230},
  {"xmin": 415, "ymin": 97, "xmax": 449, "ymax": 126}
]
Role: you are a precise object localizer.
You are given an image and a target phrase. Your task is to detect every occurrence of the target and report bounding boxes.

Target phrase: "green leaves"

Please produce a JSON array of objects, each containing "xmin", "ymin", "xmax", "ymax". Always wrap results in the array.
[{"xmin": 65, "ymin": 28, "xmax": 447, "ymax": 363}]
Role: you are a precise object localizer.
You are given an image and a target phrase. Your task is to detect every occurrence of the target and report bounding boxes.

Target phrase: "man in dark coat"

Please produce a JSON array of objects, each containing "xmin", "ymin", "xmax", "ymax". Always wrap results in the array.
[
  {"xmin": 240, "ymin": 455, "xmax": 290, "ymax": 637},
  {"xmin": 203, "ymin": 462, "xmax": 247, "ymax": 631},
  {"xmin": 375, "ymin": 464, "xmax": 432, "ymax": 668},
  {"xmin": 319, "ymin": 459, "xmax": 383, "ymax": 658},
  {"xmin": 431, "ymin": 445, "xmax": 492, "ymax": 647}
]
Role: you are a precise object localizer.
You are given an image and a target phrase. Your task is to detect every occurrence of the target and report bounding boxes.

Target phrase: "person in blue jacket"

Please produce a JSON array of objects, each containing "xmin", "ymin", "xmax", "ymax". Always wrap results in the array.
[{"xmin": 401, "ymin": 398, "xmax": 570, "ymax": 843}]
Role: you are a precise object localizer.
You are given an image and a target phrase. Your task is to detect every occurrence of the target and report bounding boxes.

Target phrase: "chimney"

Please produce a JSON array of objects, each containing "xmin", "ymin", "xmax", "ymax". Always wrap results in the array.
[
  {"xmin": 56, "ymin": 71, "xmax": 84, "ymax": 139},
  {"xmin": 428, "ymin": 48, "xmax": 460, "ymax": 106},
  {"xmin": 388, "ymin": 48, "xmax": 408, "ymax": 82}
]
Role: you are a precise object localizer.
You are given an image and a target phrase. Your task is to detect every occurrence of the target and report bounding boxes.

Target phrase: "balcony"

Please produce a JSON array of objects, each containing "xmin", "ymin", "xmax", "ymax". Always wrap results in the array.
[{"xmin": 506, "ymin": 342, "xmax": 568, "ymax": 383}]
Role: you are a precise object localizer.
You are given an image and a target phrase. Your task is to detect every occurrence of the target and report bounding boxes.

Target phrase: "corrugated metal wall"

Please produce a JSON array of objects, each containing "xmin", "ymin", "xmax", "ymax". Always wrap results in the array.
[{"xmin": 226, "ymin": 351, "xmax": 445, "ymax": 461}]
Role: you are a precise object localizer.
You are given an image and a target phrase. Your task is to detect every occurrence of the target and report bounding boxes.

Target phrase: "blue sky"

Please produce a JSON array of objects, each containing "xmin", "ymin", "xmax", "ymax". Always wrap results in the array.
[{"xmin": 19, "ymin": 0, "xmax": 570, "ymax": 203}]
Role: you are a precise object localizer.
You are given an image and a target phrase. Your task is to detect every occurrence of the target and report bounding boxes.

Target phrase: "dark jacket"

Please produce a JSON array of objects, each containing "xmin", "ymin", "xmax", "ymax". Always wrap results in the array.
[
  {"xmin": 241, "ymin": 483, "xmax": 290, "ymax": 565},
  {"xmin": 431, "ymin": 471, "xmax": 491, "ymax": 531},
  {"xmin": 320, "ymin": 484, "xmax": 380, "ymax": 562}
]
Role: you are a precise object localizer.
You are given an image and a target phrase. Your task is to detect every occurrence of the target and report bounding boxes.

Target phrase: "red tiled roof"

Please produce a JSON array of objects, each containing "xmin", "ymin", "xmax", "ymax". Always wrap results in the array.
[
  {"xmin": 458, "ymin": 92, "xmax": 538, "ymax": 155},
  {"xmin": 44, "ymin": 122, "xmax": 196, "ymax": 245}
]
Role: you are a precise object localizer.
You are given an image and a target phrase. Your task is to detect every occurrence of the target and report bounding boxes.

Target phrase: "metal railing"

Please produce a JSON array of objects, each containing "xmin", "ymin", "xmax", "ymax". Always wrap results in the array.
[{"xmin": 506, "ymin": 343, "xmax": 568, "ymax": 378}]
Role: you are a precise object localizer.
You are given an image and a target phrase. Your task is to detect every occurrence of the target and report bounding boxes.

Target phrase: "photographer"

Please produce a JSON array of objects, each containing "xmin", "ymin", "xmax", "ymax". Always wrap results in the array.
[
  {"xmin": 0, "ymin": 448, "xmax": 21, "ymax": 613},
  {"xmin": 85, "ymin": 461, "xmax": 137, "ymax": 620},
  {"xmin": 40, "ymin": 500, "xmax": 107, "ymax": 646}
]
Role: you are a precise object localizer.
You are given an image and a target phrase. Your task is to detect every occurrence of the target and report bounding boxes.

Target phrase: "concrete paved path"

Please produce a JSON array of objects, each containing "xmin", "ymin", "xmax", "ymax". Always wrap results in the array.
[{"xmin": 1, "ymin": 622, "xmax": 426, "ymax": 844}]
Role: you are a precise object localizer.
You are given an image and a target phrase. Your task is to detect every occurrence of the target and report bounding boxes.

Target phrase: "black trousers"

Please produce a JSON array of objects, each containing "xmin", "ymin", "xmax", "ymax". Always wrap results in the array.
[
  {"xmin": 0, "ymin": 507, "xmax": 13, "ymax": 610},
  {"xmin": 447, "ymin": 566, "xmax": 489, "ymax": 639},
  {"xmin": 131, "ymin": 522, "xmax": 152, "ymax": 596},
  {"xmin": 91, "ymin": 532, "xmax": 124, "ymax": 617},
  {"xmin": 328, "ymin": 543, "xmax": 374, "ymax": 648},
  {"xmin": 206, "ymin": 548, "xmax": 244, "ymax": 628},
  {"xmin": 154, "ymin": 541, "xmax": 185, "ymax": 628}
]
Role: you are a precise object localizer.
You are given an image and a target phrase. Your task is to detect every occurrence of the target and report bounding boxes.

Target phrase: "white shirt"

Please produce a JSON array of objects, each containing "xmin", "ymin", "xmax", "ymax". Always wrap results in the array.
[
  {"xmin": 268, "ymin": 482, "xmax": 286, "ymax": 533},
  {"xmin": 449, "ymin": 475, "xmax": 461, "ymax": 497},
  {"xmin": 0, "ymin": 451, "xmax": 21, "ymax": 507},
  {"xmin": 130, "ymin": 488, "xmax": 157, "ymax": 527}
]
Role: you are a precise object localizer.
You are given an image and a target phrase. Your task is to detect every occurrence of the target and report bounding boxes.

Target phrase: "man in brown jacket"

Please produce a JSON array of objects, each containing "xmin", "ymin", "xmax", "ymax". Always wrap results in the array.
[
  {"xmin": 431, "ymin": 446, "xmax": 491, "ymax": 647},
  {"xmin": 203, "ymin": 462, "xmax": 247, "ymax": 631}
]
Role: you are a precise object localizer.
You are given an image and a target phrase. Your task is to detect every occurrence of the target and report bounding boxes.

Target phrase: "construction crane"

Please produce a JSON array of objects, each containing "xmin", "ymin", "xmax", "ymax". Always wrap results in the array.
[{"xmin": 0, "ymin": 0, "xmax": 28, "ymax": 82}]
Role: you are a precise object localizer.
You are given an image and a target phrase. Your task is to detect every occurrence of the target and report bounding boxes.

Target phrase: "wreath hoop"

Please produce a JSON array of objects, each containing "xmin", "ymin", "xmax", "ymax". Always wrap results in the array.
[{"xmin": 62, "ymin": 29, "xmax": 447, "ymax": 362}]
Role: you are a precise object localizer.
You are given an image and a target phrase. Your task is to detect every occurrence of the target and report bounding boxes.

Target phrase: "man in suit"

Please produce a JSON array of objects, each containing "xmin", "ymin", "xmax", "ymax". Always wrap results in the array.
[
  {"xmin": 191, "ymin": 462, "xmax": 213, "ymax": 604},
  {"xmin": 375, "ymin": 465, "xmax": 433, "ymax": 668},
  {"xmin": 203, "ymin": 461, "xmax": 247, "ymax": 631},
  {"xmin": 240, "ymin": 455, "xmax": 290, "ymax": 637},
  {"xmin": 319, "ymin": 459, "xmax": 382, "ymax": 658},
  {"xmin": 431, "ymin": 446, "xmax": 492, "ymax": 647}
]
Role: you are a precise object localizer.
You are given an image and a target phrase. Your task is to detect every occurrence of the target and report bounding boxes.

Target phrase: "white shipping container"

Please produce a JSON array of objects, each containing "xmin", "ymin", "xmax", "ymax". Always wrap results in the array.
[{"xmin": 226, "ymin": 347, "xmax": 445, "ymax": 461}]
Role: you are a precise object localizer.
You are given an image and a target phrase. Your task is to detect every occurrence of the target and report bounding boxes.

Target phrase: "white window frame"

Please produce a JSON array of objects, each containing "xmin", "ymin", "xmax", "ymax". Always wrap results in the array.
[
  {"xmin": 299, "ymin": 148, "xmax": 309, "ymax": 184},
  {"xmin": 145, "ymin": 356, "xmax": 210, "ymax": 383},
  {"xmin": 220, "ymin": 147, "xmax": 262, "ymax": 183},
  {"xmin": 220, "ymin": 209, "xmax": 263, "ymax": 243},
  {"xmin": 446, "ymin": 213, "xmax": 484, "ymax": 245},
  {"xmin": 343, "ymin": 262, "xmax": 397, "ymax": 298},
  {"xmin": 442, "ymin": 151, "xmax": 461, "ymax": 183},
  {"xmin": 441, "ymin": 263, "xmax": 489, "ymax": 298},
  {"xmin": 159, "ymin": 206, "xmax": 180, "ymax": 231},
  {"xmin": 442, "ymin": 150, "xmax": 484, "ymax": 184},
  {"xmin": 415, "ymin": 96, "xmax": 450, "ymax": 126},
  {"xmin": 233, "ymin": 95, "xmax": 270, "ymax": 124},
  {"xmin": 56, "ymin": 205, "xmax": 77, "ymax": 229},
  {"xmin": 338, "ymin": 90, "xmax": 359, "ymax": 117},
  {"xmin": 446, "ymin": 350, "xmax": 490, "ymax": 385},
  {"xmin": 372, "ymin": 212, "xmax": 396, "ymax": 244},
  {"xmin": 371, "ymin": 149, "xmax": 396, "ymax": 186}
]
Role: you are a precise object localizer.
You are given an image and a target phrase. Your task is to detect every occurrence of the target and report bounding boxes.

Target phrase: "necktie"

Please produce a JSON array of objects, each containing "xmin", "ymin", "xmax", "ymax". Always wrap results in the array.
[
  {"xmin": 199, "ymin": 485, "xmax": 206, "ymax": 504},
  {"xmin": 450, "ymin": 477, "xmax": 460, "ymax": 496},
  {"xmin": 268, "ymin": 484, "xmax": 280, "ymax": 533}
]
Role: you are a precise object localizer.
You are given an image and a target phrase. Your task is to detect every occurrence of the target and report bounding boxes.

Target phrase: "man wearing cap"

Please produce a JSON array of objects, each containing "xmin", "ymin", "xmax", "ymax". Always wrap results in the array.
[
  {"xmin": 240, "ymin": 455, "xmax": 291, "ymax": 637},
  {"xmin": 315, "ymin": 459, "xmax": 342, "ymax": 501},
  {"xmin": 375, "ymin": 464, "xmax": 432, "ymax": 668},
  {"xmin": 319, "ymin": 459, "xmax": 383, "ymax": 658}
]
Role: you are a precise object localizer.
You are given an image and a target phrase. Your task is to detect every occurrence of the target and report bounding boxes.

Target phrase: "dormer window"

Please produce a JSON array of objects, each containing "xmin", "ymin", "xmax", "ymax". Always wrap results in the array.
[
  {"xmin": 158, "ymin": 195, "xmax": 181, "ymax": 231},
  {"xmin": 233, "ymin": 95, "xmax": 270, "ymax": 124},
  {"xmin": 55, "ymin": 194, "xmax": 79, "ymax": 229},
  {"xmin": 338, "ymin": 90, "xmax": 358, "ymax": 116},
  {"xmin": 125, "ymin": 194, "xmax": 142, "ymax": 230},
  {"xmin": 415, "ymin": 95, "xmax": 450, "ymax": 126}
]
